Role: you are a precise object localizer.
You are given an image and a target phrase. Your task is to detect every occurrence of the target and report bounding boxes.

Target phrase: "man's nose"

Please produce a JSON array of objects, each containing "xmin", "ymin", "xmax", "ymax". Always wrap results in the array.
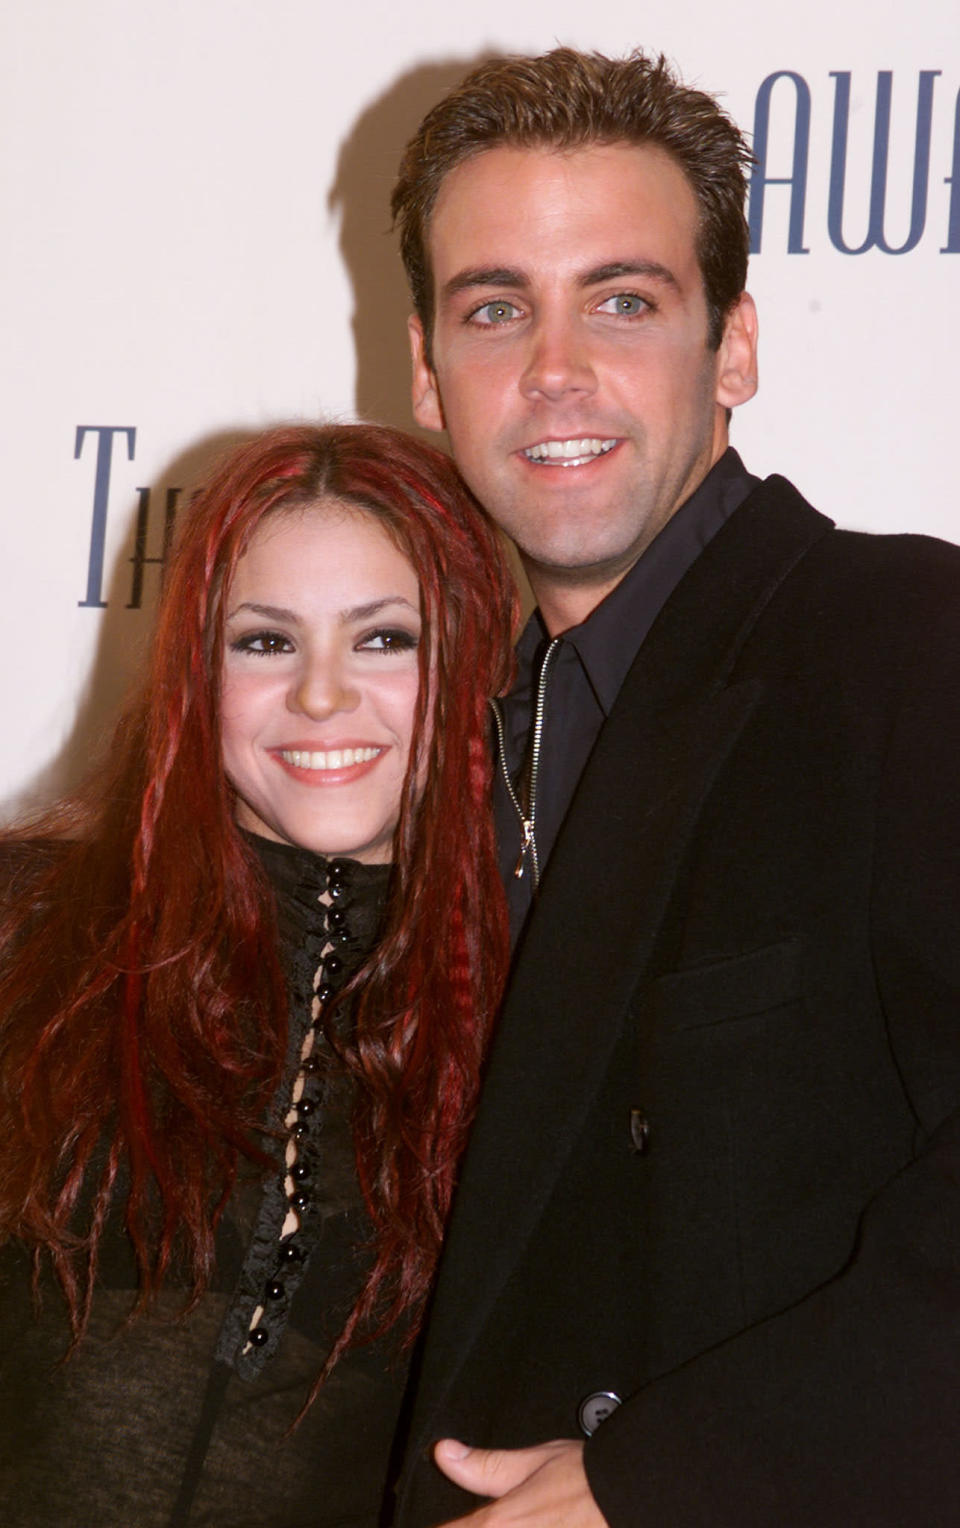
[
  {"xmin": 289, "ymin": 654, "xmax": 360, "ymax": 720},
  {"xmin": 519, "ymin": 313, "xmax": 597, "ymax": 402}
]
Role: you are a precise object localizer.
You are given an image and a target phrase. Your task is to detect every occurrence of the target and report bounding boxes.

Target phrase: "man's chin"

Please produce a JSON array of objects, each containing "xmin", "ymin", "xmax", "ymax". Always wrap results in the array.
[{"xmin": 520, "ymin": 540, "xmax": 649, "ymax": 591}]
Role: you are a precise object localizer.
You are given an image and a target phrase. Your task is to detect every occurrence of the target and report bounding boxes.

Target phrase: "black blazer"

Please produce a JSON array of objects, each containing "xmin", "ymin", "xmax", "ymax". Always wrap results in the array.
[{"xmin": 394, "ymin": 477, "xmax": 960, "ymax": 1527}]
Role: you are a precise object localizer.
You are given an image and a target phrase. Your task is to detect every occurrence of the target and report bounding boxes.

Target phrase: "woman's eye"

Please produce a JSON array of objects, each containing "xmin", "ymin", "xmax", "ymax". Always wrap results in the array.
[
  {"xmin": 359, "ymin": 628, "xmax": 419, "ymax": 654},
  {"xmin": 470, "ymin": 299, "xmax": 520, "ymax": 326},
  {"xmin": 596, "ymin": 292, "xmax": 649, "ymax": 317},
  {"xmin": 231, "ymin": 630, "xmax": 293, "ymax": 655}
]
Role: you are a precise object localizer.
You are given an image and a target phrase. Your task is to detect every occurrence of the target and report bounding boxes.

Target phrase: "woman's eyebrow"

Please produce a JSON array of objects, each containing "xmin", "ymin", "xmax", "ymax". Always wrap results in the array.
[
  {"xmin": 341, "ymin": 597, "xmax": 420, "ymax": 623},
  {"xmin": 225, "ymin": 596, "xmax": 419, "ymax": 624},
  {"xmin": 226, "ymin": 600, "xmax": 299, "ymax": 622}
]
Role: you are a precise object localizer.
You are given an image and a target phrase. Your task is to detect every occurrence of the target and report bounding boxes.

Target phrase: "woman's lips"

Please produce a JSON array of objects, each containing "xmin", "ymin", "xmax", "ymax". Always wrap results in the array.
[
  {"xmin": 280, "ymin": 745, "xmax": 383, "ymax": 771},
  {"xmin": 272, "ymin": 744, "xmax": 387, "ymax": 783}
]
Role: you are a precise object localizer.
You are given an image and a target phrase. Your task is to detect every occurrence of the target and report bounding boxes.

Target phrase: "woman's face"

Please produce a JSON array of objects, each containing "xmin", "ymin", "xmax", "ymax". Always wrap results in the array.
[{"xmin": 220, "ymin": 499, "xmax": 422, "ymax": 863}]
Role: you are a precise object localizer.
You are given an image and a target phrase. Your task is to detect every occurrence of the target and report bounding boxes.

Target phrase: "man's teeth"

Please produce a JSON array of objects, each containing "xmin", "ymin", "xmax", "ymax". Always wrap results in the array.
[
  {"xmin": 281, "ymin": 747, "xmax": 382, "ymax": 771},
  {"xmin": 524, "ymin": 438, "xmax": 617, "ymax": 464}
]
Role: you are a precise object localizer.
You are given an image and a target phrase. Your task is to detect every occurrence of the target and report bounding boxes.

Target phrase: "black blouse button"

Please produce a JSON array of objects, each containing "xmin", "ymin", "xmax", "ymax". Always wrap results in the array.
[
  {"xmin": 316, "ymin": 983, "xmax": 333, "ymax": 1004},
  {"xmin": 301, "ymin": 1054, "xmax": 320, "ymax": 1074},
  {"xmin": 297, "ymin": 1097, "xmax": 316, "ymax": 1118},
  {"xmin": 291, "ymin": 1120, "xmax": 309, "ymax": 1140},
  {"xmin": 327, "ymin": 907, "xmax": 347, "ymax": 929},
  {"xmin": 265, "ymin": 1280, "xmax": 285, "ymax": 1301},
  {"xmin": 290, "ymin": 1190, "xmax": 311, "ymax": 1212},
  {"xmin": 324, "ymin": 953, "xmax": 343, "ymax": 977},
  {"xmin": 250, "ymin": 1326, "xmax": 269, "ymax": 1346},
  {"xmin": 291, "ymin": 1160, "xmax": 311, "ymax": 1182},
  {"xmin": 277, "ymin": 1241, "xmax": 302, "ymax": 1263}
]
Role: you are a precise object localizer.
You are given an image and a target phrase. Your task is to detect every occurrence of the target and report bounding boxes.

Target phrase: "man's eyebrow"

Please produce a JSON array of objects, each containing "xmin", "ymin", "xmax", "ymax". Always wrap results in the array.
[
  {"xmin": 580, "ymin": 260, "xmax": 679, "ymax": 290},
  {"xmin": 440, "ymin": 260, "xmax": 680, "ymax": 304},
  {"xmin": 441, "ymin": 266, "xmax": 529, "ymax": 301}
]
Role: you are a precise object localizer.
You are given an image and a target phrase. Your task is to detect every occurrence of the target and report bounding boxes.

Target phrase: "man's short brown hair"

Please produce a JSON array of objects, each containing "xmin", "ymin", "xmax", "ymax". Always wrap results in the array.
[{"xmin": 392, "ymin": 47, "xmax": 752, "ymax": 352}]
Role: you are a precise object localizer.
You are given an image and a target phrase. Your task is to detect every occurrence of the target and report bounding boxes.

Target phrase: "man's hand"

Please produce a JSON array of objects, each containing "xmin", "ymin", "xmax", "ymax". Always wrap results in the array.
[{"xmin": 432, "ymin": 1437, "xmax": 609, "ymax": 1526}]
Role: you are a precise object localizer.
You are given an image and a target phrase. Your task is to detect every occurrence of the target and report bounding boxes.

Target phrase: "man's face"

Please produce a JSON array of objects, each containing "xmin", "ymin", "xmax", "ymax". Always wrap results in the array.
[{"xmin": 410, "ymin": 142, "xmax": 756, "ymax": 628}]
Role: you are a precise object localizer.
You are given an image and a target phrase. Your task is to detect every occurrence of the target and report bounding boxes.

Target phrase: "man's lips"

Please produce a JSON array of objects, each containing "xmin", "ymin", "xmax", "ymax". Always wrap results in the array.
[{"xmin": 522, "ymin": 437, "xmax": 619, "ymax": 467}]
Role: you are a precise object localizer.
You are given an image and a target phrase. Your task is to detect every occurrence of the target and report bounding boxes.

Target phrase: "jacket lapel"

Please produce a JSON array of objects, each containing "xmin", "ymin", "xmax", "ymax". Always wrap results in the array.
[{"xmin": 404, "ymin": 479, "xmax": 834, "ymax": 1454}]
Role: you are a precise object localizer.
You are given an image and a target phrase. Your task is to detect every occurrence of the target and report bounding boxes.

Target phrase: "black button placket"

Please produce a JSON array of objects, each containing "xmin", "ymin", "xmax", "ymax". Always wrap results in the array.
[{"xmin": 240, "ymin": 859, "xmax": 354, "ymax": 1358}]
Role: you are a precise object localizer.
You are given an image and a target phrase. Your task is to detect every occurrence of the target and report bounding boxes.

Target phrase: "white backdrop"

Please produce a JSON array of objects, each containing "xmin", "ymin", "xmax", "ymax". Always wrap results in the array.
[{"xmin": 2, "ymin": 0, "xmax": 957, "ymax": 814}]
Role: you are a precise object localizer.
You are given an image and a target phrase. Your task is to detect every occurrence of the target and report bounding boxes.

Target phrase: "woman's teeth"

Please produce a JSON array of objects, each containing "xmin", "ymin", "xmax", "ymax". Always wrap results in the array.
[{"xmin": 281, "ymin": 747, "xmax": 382, "ymax": 771}]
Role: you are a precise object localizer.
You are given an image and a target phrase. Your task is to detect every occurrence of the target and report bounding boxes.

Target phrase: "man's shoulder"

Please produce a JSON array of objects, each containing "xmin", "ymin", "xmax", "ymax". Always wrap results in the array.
[
  {"xmin": 752, "ymin": 473, "xmax": 960, "ymax": 565},
  {"xmin": 748, "ymin": 474, "xmax": 960, "ymax": 622},
  {"xmin": 829, "ymin": 522, "xmax": 960, "ymax": 579}
]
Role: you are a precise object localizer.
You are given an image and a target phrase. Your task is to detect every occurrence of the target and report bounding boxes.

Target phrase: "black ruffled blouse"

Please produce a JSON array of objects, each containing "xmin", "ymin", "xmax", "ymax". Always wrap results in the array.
[{"xmin": 0, "ymin": 835, "xmax": 411, "ymax": 1527}]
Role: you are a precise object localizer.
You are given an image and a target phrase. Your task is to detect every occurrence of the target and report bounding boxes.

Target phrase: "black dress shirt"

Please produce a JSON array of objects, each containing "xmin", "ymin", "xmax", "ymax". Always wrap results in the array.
[{"xmin": 493, "ymin": 448, "xmax": 760, "ymax": 944}]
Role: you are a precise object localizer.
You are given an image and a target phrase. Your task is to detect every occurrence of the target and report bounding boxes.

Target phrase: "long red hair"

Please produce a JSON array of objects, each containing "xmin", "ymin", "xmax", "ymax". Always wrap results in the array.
[{"xmin": 0, "ymin": 423, "xmax": 516, "ymax": 1362}]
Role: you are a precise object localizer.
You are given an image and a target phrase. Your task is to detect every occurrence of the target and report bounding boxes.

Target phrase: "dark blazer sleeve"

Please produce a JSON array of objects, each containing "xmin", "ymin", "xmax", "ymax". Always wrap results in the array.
[{"xmin": 584, "ymin": 596, "xmax": 960, "ymax": 1528}]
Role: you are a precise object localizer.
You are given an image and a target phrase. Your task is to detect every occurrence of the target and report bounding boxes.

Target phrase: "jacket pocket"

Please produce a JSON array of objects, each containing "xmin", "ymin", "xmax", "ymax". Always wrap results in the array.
[{"xmin": 648, "ymin": 936, "xmax": 802, "ymax": 1032}]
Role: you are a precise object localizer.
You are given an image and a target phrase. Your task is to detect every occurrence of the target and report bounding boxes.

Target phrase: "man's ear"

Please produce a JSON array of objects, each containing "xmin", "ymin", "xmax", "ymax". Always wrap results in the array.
[
  {"xmin": 409, "ymin": 315, "xmax": 445, "ymax": 432},
  {"xmin": 715, "ymin": 292, "xmax": 759, "ymax": 410}
]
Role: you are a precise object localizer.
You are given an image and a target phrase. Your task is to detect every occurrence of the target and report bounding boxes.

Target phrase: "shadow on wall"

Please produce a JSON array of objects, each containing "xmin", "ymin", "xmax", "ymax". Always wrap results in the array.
[
  {"xmin": 6, "ymin": 54, "xmax": 526, "ymax": 826},
  {"xmin": 328, "ymin": 52, "xmax": 496, "ymax": 431},
  {"xmin": 5, "ymin": 428, "xmax": 257, "ymax": 824},
  {"xmin": 328, "ymin": 51, "xmax": 534, "ymax": 615}
]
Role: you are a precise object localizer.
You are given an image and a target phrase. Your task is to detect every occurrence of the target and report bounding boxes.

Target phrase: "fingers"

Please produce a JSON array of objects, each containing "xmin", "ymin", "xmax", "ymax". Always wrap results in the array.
[
  {"xmin": 433, "ymin": 1438, "xmax": 576, "ymax": 1497},
  {"xmin": 432, "ymin": 1439, "xmax": 604, "ymax": 1526}
]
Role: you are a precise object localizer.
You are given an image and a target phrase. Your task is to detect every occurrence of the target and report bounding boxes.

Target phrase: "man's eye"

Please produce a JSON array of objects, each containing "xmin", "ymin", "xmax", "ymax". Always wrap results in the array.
[
  {"xmin": 470, "ymin": 299, "xmax": 520, "ymax": 325},
  {"xmin": 231, "ymin": 630, "xmax": 293, "ymax": 655},
  {"xmin": 358, "ymin": 628, "xmax": 419, "ymax": 654},
  {"xmin": 597, "ymin": 293, "xmax": 649, "ymax": 317}
]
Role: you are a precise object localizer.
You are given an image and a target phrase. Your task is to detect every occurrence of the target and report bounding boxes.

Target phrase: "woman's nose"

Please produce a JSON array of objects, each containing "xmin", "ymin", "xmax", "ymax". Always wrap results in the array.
[{"xmin": 289, "ymin": 654, "xmax": 360, "ymax": 720}]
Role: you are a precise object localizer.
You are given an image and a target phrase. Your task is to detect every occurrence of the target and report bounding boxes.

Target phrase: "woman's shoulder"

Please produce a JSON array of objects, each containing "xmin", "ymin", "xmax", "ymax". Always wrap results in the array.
[{"xmin": 0, "ymin": 836, "xmax": 71, "ymax": 906}]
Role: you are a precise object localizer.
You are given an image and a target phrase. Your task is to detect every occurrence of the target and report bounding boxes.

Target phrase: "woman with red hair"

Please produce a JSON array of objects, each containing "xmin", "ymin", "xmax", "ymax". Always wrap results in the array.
[{"xmin": 0, "ymin": 423, "xmax": 516, "ymax": 1526}]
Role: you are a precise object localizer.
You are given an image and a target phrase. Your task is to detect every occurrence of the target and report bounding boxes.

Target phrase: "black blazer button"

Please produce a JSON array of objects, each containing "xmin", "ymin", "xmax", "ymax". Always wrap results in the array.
[
  {"xmin": 578, "ymin": 1392, "xmax": 622, "ymax": 1437},
  {"xmin": 629, "ymin": 1109, "xmax": 651, "ymax": 1154}
]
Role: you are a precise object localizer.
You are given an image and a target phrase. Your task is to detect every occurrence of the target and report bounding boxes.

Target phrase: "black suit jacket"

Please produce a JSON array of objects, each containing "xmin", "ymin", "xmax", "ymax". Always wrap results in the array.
[{"xmin": 394, "ymin": 477, "xmax": 960, "ymax": 1526}]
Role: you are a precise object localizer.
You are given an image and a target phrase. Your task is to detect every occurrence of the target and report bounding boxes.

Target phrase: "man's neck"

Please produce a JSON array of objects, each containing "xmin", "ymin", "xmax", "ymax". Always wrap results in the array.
[
  {"xmin": 530, "ymin": 567, "xmax": 637, "ymax": 637},
  {"xmin": 528, "ymin": 433, "xmax": 734, "ymax": 636}
]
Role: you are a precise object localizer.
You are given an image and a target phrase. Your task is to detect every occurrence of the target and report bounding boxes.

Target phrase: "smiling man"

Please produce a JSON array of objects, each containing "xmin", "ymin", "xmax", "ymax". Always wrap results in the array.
[
  {"xmin": 388, "ymin": 49, "xmax": 960, "ymax": 1528},
  {"xmin": 409, "ymin": 139, "xmax": 755, "ymax": 632}
]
